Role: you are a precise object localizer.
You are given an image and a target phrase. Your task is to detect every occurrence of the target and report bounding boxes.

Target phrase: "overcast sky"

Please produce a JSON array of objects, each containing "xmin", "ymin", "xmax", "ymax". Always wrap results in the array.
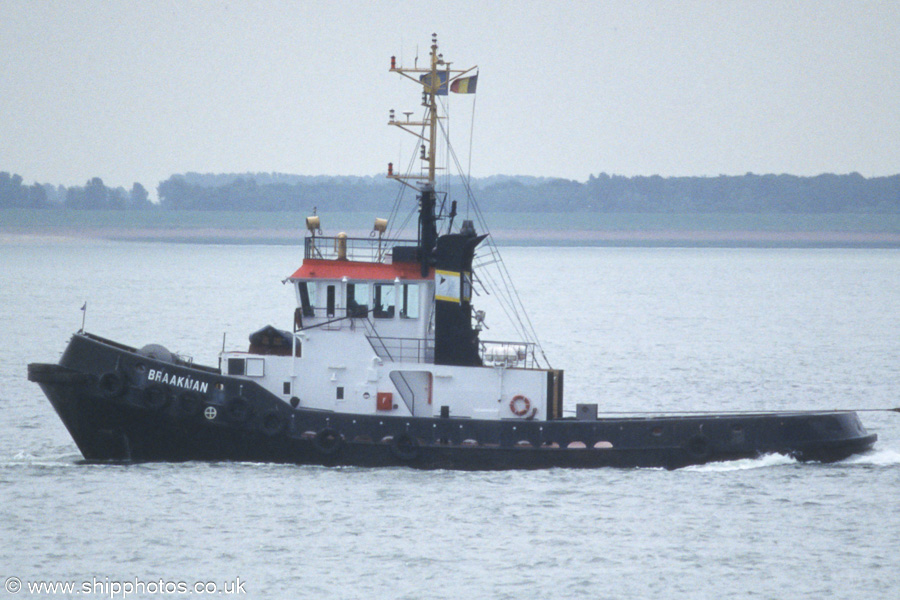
[{"xmin": 2, "ymin": 0, "xmax": 899, "ymax": 193}]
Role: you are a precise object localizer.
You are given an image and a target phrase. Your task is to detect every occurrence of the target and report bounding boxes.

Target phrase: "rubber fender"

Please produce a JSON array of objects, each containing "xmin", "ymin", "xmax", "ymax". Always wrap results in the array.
[
  {"xmin": 685, "ymin": 435, "xmax": 712, "ymax": 460},
  {"xmin": 313, "ymin": 428, "xmax": 343, "ymax": 455},
  {"xmin": 390, "ymin": 432, "xmax": 420, "ymax": 461},
  {"xmin": 27, "ymin": 363, "xmax": 93, "ymax": 385},
  {"xmin": 98, "ymin": 371, "xmax": 127, "ymax": 398},
  {"xmin": 143, "ymin": 385, "xmax": 170, "ymax": 410},
  {"xmin": 260, "ymin": 411, "xmax": 284, "ymax": 436},
  {"xmin": 226, "ymin": 396, "xmax": 253, "ymax": 423}
]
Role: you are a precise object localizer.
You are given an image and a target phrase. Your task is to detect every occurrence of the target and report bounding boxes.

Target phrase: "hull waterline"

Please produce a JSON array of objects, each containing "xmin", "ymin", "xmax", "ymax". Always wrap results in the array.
[{"xmin": 28, "ymin": 333, "xmax": 877, "ymax": 470}]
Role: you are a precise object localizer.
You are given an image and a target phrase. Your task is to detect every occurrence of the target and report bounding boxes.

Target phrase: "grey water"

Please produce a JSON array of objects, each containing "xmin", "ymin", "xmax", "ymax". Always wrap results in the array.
[{"xmin": 2, "ymin": 239, "xmax": 899, "ymax": 599}]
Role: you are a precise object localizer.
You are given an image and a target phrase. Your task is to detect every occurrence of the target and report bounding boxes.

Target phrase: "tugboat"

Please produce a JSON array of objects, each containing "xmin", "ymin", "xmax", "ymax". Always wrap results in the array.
[{"xmin": 28, "ymin": 36, "xmax": 876, "ymax": 469}]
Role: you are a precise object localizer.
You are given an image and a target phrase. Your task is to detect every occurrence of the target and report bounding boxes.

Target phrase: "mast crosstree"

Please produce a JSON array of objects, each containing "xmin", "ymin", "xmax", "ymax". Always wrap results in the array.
[
  {"xmin": 387, "ymin": 33, "xmax": 477, "ymax": 278},
  {"xmin": 387, "ymin": 32, "xmax": 476, "ymax": 187}
]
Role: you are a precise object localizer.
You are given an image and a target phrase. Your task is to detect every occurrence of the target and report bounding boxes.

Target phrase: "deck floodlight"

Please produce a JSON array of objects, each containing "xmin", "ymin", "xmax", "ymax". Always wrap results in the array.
[
  {"xmin": 374, "ymin": 218, "xmax": 388, "ymax": 234},
  {"xmin": 306, "ymin": 216, "xmax": 321, "ymax": 233}
]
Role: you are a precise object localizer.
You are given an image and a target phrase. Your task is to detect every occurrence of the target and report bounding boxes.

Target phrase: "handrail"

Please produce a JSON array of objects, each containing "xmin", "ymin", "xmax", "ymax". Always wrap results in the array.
[
  {"xmin": 365, "ymin": 336, "xmax": 435, "ymax": 364},
  {"xmin": 361, "ymin": 318, "xmax": 394, "ymax": 361},
  {"xmin": 304, "ymin": 236, "xmax": 417, "ymax": 262},
  {"xmin": 297, "ymin": 307, "xmax": 371, "ymax": 331}
]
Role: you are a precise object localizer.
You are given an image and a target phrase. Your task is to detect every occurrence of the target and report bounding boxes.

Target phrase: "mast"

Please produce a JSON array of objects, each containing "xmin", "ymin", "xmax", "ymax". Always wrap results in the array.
[
  {"xmin": 387, "ymin": 33, "xmax": 477, "ymax": 277},
  {"xmin": 387, "ymin": 35, "xmax": 485, "ymax": 366}
]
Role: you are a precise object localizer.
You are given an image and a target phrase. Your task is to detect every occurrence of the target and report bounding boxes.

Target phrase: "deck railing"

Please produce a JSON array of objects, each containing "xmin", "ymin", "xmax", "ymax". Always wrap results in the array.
[
  {"xmin": 363, "ymin": 336, "xmax": 539, "ymax": 369},
  {"xmin": 366, "ymin": 336, "xmax": 435, "ymax": 363},
  {"xmin": 304, "ymin": 236, "xmax": 417, "ymax": 263}
]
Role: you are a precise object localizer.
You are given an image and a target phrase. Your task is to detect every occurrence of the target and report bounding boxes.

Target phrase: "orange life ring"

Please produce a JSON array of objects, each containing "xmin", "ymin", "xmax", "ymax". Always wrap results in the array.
[{"xmin": 510, "ymin": 395, "xmax": 531, "ymax": 417}]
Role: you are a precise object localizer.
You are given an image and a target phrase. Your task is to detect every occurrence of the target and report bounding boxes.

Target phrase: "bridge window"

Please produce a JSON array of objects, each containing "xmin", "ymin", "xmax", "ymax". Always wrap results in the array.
[
  {"xmin": 374, "ymin": 284, "xmax": 396, "ymax": 319},
  {"xmin": 227, "ymin": 358, "xmax": 245, "ymax": 375},
  {"xmin": 299, "ymin": 281, "xmax": 316, "ymax": 317},
  {"xmin": 401, "ymin": 283, "xmax": 419, "ymax": 319},
  {"xmin": 227, "ymin": 357, "xmax": 264, "ymax": 377},
  {"xmin": 347, "ymin": 283, "xmax": 369, "ymax": 317}
]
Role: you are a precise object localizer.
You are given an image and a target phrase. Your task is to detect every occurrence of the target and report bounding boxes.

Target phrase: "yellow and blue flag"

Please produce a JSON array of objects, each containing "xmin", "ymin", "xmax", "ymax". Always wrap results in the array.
[{"xmin": 420, "ymin": 71, "xmax": 448, "ymax": 95}]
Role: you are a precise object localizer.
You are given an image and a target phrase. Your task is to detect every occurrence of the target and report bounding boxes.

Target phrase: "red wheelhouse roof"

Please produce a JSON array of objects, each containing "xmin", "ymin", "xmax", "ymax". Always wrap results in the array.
[{"xmin": 288, "ymin": 259, "xmax": 432, "ymax": 281}]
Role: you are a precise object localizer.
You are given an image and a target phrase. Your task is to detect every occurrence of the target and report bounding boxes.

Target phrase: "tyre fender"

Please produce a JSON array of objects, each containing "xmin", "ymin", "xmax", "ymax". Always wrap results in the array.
[
  {"xmin": 313, "ymin": 428, "xmax": 343, "ymax": 455},
  {"xmin": 143, "ymin": 385, "xmax": 170, "ymax": 410},
  {"xmin": 98, "ymin": 371, "xmax": 127, "ymax": 398},
  {"xmin": 390, "ymin": 432, "xmax": 420, "ymax": 461}
]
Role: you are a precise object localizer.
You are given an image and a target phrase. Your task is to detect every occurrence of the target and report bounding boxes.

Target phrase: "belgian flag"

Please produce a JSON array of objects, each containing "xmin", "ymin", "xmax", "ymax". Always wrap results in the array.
[{"xmin": 450, "ymin": 74, "xmax": 478, "ymax": 94}]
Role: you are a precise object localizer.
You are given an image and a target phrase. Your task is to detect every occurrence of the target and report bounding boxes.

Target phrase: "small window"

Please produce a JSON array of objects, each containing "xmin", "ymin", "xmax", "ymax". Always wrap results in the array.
[
  {"xmin": 347, "ymin": 283, "xmax": 369, "ymax": 318},
  {"xmin": 401, "ymin": 283, "xmax": 419, "ymax": 319},
  {"xmin": 336, "ymin": 386, "xmax": 344, "ymax": 400},
  {"xmin": 246, "ymin": 358, "xmax": 265, "ymax": 377},
  {"xmin": 374, "ymin": 283, "xmax": 396, "ymax": 318},
  {"xmin": 283, "ymin": 381, "xmax": 291, "ymax": 395},
  {"xmin": 227, "ymin": 358, "xmax": 245, "ymax": 375}
]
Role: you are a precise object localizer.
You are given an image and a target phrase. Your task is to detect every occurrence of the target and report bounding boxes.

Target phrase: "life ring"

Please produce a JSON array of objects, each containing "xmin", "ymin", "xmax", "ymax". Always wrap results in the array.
[
  {"xmin": 685, "ymin": 435, "xmax": 712, "ymax": 461},
  {"xmin": 313, "ymin": 428, "xmax": 343, "ymax": 455},
  {"xmin": 260, "ymin": 411, "xmax": 284, "ymax": 436},
  {"xmin": 98, "ymin": 371, "xmax": 126, "ymax": 398},
  {"xmin": 226, "ymin": 396, "xmax": 252, "ymax": 423},
  {"xmin": 143, "ymin": 385, "xmax": 169, "ymax": 410},
  {"xmin": 509, "ymin": 395, "xmax": 531, "ymax": 417},
  {"xmin": 176, "ymin": 392, "xmax": 203, "ymax": 416},
  {"xmin": 390, "ymin": 432, "xmax": 419, "ymax": 461}
]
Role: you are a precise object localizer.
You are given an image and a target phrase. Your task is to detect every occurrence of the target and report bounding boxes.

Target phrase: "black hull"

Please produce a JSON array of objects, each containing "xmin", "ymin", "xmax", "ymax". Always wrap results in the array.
[{"xmin": 28, "ymin": 333, "xmax": 877, "ymax": 470}]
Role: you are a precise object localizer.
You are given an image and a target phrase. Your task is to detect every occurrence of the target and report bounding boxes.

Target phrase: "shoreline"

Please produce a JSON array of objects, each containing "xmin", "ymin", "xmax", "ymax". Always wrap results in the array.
[
  {"xmin": 3, "ymin": 226, "xmax": 900, "ymax": 248},
  {"xmin": 3, "ymin": 208, "xmax": 900, "ymax": 248}
]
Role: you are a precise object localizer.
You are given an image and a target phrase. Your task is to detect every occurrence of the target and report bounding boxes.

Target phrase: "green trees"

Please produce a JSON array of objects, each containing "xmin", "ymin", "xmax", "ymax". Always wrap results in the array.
[
  {"xmin": 0, "ymin": 172, "xmax": 159, "ymax": 209},
  {"xmin": 3, "ymin": 169, "xmax": 899, "ymax": 213},
  {"xmin": 64, "ymin": 177, "xmax": 127, "ymax": 209}
]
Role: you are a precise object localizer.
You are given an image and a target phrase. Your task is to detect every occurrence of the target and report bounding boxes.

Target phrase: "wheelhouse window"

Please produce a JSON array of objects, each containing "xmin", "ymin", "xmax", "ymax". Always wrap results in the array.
[
  {"xmin": 401, "ymin": 283, "xmax": 419, "ymax": 319},
  {"xmin": 347, "ymin": 283, "xmax": 369, "ymax": 318},
  {"xmin": 227, "ymin": 357, "xmax": 264, "ymax": 377},
  {"xmin": 374, "ymin": 283, "xmax": 396, "ymax": 319},
  {"xmin": 298, "ymin": 281, "xmax": 317, "ymax": 317},
  {"xmin": 227, "ymin": 358, "xmax": 245, "ymax": 375}
]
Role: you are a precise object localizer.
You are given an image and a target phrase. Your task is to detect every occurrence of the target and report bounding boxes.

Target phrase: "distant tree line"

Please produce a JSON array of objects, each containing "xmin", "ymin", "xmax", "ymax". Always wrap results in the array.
[
  {"xmin": 157, "ymin": 174, "xmax": 394, "ymax": 212},
  {"xmin": 0, "ymin": 172, "xmax": 151, "ymax": 210},
  {"xmin": 471, "ymin": 172, "xmax": 900, "ymax": 213},
  {"xmin": 158, "ymin": 171, "xmax": 900, "ymax": 213},
  {"xmin": 4, "ymin": 169, "xmax": 899, "ymax": 213}
]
